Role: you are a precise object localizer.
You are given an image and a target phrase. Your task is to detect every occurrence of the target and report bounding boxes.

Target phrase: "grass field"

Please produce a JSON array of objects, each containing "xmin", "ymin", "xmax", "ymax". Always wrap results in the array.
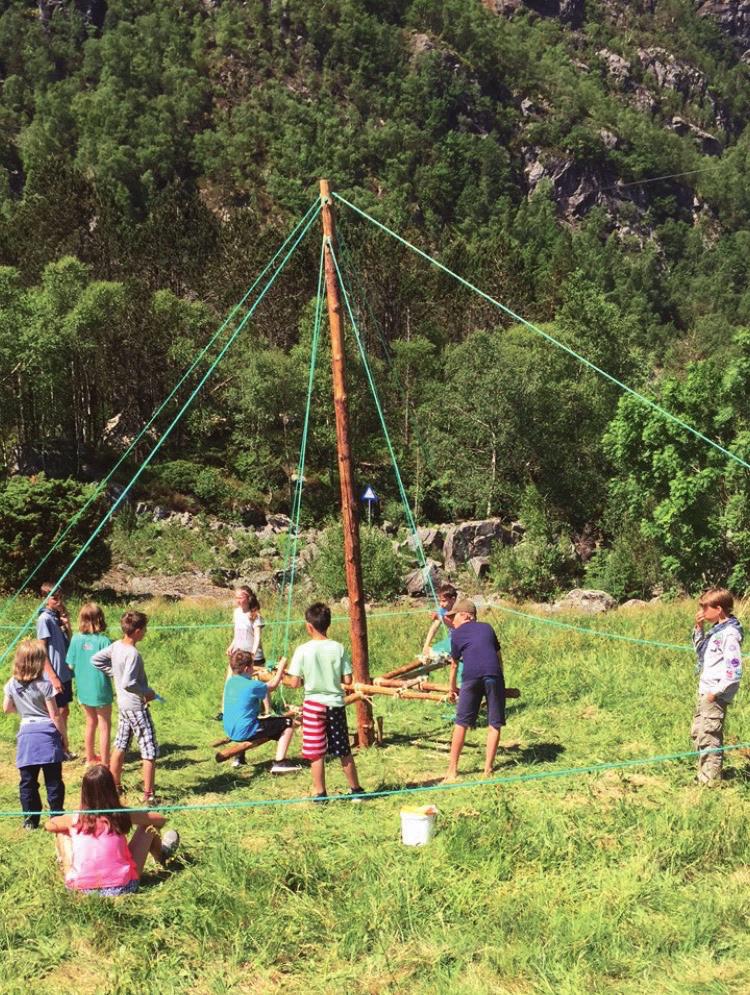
[{"xmin": 1, "ymin": 596, "xmax": 750, "ymax": 995}]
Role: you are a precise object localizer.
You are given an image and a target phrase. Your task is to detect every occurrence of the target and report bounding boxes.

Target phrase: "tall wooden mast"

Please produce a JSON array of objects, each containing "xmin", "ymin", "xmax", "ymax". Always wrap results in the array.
[{"xmin": 319, "ymin": 179, "xmax": 375, "ymax": 748}]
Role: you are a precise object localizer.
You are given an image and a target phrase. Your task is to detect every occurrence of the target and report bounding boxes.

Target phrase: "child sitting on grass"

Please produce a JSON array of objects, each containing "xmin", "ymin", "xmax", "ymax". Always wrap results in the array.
[
  {"xmin": 444, "ymin": 599, "xmax": 506, "ymax": 783},
  {"xmin": 222, "ymin": 650, "xmax": 299, "ymax": 773},
  {"xmin": 92, "ymin": 610, "xmax": 160, "ymax": 806},
  {"xmin": 286, "ymin": 602, "xmax": 365, "ymax": 802},
  {"xmin": 691, "ymin": 587, "xmax": 743, "ymax": 785},
  {"xmin": 45, "ymin": 764, "xmax": 179, "ymax": 896},
  {"xmin": 3, "ymin": 639, "xmax": 68, "ymax": 830}
]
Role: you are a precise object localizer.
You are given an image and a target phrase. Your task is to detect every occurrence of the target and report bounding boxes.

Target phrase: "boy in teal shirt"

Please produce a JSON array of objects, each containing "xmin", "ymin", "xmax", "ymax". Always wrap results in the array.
[
  {"xmin": 222, "ymin": 651, "xmax": 298, "ymax": 773},
  {"xmin": 287, "ymin": 603, "xmax": 365, "ymax": 801}
]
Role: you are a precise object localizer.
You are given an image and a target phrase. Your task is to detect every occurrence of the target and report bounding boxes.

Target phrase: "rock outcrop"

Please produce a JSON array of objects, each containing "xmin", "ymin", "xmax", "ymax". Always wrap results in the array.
[
  {"xmin": 483, "ymin": 0, "xmax": 584, "ymax": 26},
  {"xmin": 697, "ymin": 1, "xmax": 750, "ymax": 53}
]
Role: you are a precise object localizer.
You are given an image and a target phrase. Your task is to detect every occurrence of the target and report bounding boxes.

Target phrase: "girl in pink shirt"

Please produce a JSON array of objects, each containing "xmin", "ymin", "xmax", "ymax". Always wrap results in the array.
[{"xmin": 45, "ymin": 765, "xmax": 179, "ymax": 896}]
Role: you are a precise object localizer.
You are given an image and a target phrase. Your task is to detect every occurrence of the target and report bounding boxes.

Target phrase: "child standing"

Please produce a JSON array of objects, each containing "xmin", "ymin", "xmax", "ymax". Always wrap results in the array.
[
  {"xmin": 218, "ymin": 586, "xmax": 264, "ymax": 720},
  {"xmin": 691, "ymin": 588, "xmax": 743, "ymax": 785},
  {"xmin": 3, "ymin": 639, "xmax": 68, "ymax": 829},
  {"xmin": 222, "ymin": 650, "xmax": 299, "ymax": 772},
  {"xmin": 444, "ymin": 599, "xmax": 506, "ymax": 782},
  {"xmin": 287, "ymin": 602, "xmax": 365, "ymax": 801},
  {"xmin": 421, "ymin": 583, "xmax": 458, "ymax": 657},
  {"xmin": 92, "ymin": 610, "xmax": 160, "ymax": 805},
  {"xmin": 36, "ymin": 582, "xmax": 74, "ymax": 758},
  {"xmin": 67, "ymin": 603, "xmax": 113, "ymax": 766},
  {"xmin": 45, "ymin": 764, "xmax": 179, "ymax": 896}
]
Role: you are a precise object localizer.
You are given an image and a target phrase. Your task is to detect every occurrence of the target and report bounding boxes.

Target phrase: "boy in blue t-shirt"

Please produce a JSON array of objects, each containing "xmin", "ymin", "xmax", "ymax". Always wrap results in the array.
[
  {"xmin": 222, "ymin": 651, "xmax": 298, "ymax": 774},
  {"xmin": 444, "ymin": 599, "xmax": 506, "ymax": 782}
]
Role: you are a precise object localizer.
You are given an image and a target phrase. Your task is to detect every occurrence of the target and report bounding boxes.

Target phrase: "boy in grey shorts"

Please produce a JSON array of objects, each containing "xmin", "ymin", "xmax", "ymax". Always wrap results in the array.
[{"xmin": 92, "ymin": 610, "xmax": 160, "ymax": 805}]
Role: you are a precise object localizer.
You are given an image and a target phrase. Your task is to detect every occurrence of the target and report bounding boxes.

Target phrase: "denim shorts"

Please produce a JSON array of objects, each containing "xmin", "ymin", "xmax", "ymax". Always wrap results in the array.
[{"xmin": 455, "ymin": 676, "xmax": 506, "ymax": 729}]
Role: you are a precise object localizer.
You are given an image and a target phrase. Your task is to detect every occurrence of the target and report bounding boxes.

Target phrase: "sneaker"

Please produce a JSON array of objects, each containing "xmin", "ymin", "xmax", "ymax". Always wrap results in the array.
[
  {"xmin": 270, "ymin": 761, "xmax": 303, "ymax": 775},
  {"xmin": 22, "ymin": 817, "xmax": 39, "ymax": 831},
  {"xmin": 348, "ymin": 787, "xmax": 367, "ymax": 803},
  {"xmin": 142, "ymin": 793, "xmax": 161, "ymax": 808},
  {"xmin": 312, "ymin": 793, "xmax": 328, "ymax": 804},
  {"xmin": 160, "ymin": 829, "xmax": 180, "ymax": 863},
  {"xmin": 231, "ymin": 755, "xmax": 247, "ymax": 768},
  {"xmin": 63, "ymin": 751, "xmax": 78, "ymax": 762},
  {"xmin": 214, "ymin": 712, "xmax": 223, "ymax": 722}
]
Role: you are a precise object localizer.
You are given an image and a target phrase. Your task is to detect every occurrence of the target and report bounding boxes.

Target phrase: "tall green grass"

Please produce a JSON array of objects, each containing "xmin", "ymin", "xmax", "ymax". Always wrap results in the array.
[{"xmin": 1, "ymin": 597, "xmax": 749, "ymax": 994}]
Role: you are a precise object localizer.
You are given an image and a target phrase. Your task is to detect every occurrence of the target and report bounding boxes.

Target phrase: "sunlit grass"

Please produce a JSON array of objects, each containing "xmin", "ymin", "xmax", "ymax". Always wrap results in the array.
[{"xmin": 1, "ymin": 596, "xmax": 749, "ymax": 994}]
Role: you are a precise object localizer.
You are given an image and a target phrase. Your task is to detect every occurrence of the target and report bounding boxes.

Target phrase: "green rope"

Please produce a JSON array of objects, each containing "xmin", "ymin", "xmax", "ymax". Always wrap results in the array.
[
  {"xmin": 333, "ymin": 192, "xmax": 750, "ymax": 473},
  {"xmin": 487, "ymin": 602, "xmax": 694, "ymax": 653},
  {"xmin": 0, "ymin": 204, "xmax": 322, "ymax": 668},
  {"xmin": 0, "ymin": 199, "xmax": 322, "ymax": 625},
  {"xmin": 327, "ymin": 239, "xmax": 439, "ymax": 608},
  {"xmin": 2, "ymin": 741, "xmax": 745, "ymax": 818},
  {"xmin": 0, "ymin": 603, "xmax": 696, "ymax": 653},
  {"xmin": 267, "ymin": 240, "xmax": 325, "ymax": 676}
]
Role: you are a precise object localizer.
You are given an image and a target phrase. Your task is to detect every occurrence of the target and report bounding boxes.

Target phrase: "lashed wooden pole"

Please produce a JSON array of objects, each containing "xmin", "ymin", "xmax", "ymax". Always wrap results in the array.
[{"xmin": 320, "ymin": 179, "xmax": 375, "ymax": 748}]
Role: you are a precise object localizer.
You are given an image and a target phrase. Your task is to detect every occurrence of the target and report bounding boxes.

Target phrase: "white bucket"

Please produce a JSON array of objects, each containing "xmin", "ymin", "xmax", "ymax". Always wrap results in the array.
[{"xmin": 400, "ymin": 805, "xmax": 438, "ymax": 846}]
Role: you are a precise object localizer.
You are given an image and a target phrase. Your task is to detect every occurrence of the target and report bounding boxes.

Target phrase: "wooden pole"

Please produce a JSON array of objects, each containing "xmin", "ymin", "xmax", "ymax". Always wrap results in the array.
[{"xmin": 320, "ymin": 179, "xmax": 375, "ymax": 748}]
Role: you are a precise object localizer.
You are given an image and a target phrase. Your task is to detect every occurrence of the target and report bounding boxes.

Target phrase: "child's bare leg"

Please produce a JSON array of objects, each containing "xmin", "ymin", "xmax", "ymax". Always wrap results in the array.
[
  {"xmin": 128, "ymin": 826, "xmax": 162, "ymax": 875},
  {"xmin": 83, "ymin": 706, "xmax": 97, "ymax": 762},
  {"xmin": 274, "ymin": 726, "xmax": 294, "ymax": 762},
  {"xmin": 55, "ymin": 834, "xmax": 74, "ymax": 876},
  {"xmin": 60, "ymin": 704, "xmax": 70, "ymax": 738},
  {"xmin": 444, "ymin": 725, "xmax": 468, "ymax": 782},
  {"xmin": 484, "ymin": 726, "xmax": 501, "ymax": 776},
  {"xmin": 340, "ymin": 753, "xmax": 360, "ymax": 790},
  {"xmin": 98, "ymin": 706, "xmax": 112, "ymax": 767},
  {"xmin": 310, "ymin": 757, "xmax": 326, "ymax": 795},
  {"xmin": 142, "ymin": 759, "xmax": 156, "ymax": 797},
  {"xmin": 110, "ymin": 747, "xmax": 125, "ymax": 788}
]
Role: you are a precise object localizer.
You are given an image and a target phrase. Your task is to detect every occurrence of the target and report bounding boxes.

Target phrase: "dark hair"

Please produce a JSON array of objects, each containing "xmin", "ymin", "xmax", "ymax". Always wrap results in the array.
[
  {"xmin": 121, "ymin": 610, "xmax": 148, "ymax": 636},
  {"xmin": 700, "ymin": 588, "xmax": 734, "ymax": 614},
  {"xmin": 77, "ymin": 764, "xmax": 132, "ymax": 836},
  {"xmin": 438, "ymin": 584, "xmax": 457, "ymax": 599},
  {"xmin": 79, "ymin": 602, "xmax": 106, "ymax": 634},
  {"xmin": 40, "ymin": 581, "xmax": 62, "ymax": 599},
  {"xmin": 230, "ymin": 650, "xmax": 254, "ymax": 673},
  {"xmin": 236, "ymin": 586, "xmax": 260, "ymax": 611},
  {"xmin": 305, "ymin": 602, "xmax": 331, "ymax": 635}
]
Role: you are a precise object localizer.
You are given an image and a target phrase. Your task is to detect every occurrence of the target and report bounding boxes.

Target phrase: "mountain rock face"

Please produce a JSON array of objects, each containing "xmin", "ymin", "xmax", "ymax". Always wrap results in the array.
[
  {"xmin": 697, "ymin": 1, "xmax": 750, "ymax": 52},
  {"xmin": 482, "ymin": 0, "xmax": 585, "ymax": 27}
]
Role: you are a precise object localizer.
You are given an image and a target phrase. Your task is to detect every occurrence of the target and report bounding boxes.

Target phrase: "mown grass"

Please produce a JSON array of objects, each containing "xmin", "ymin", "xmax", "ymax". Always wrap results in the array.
[{"xmin": 1, "ymin": 596, "xmax": 750, "ymax": 994}]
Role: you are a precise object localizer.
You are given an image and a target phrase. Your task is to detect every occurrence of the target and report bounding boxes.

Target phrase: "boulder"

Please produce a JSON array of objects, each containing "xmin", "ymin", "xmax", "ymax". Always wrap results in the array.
[
  {"xmin": 442, "ymin": 519, "xmax": 511, "ymax": 571},
  {"xmin": 266, "ymin": 513, "xmax": 292, "ymax": 532},
  {"xmin": 408, "ymin": 527, "xmax": 444, "ymax": 555},
  {"xmin": 554, "ymin": 589, "xmax": 617, "ymax": 614},
  {"xmin": 469, "ymin": 556, "xmax": 491, "ymax": 579},
  {"xmin": 404, "ymin": 559, "xmax": 443, "ymax": 597},
  {"xmin": 621, "ymin": 598, "xmax": 648, "ymax": 610}
]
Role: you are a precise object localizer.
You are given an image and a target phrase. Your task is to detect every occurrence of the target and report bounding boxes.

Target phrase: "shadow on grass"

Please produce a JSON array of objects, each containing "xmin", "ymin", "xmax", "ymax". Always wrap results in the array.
[
  {"xmin": 139, "ymin": 851, "xmax": 197, "ymax": 890},
  {"xmin": 502, "ymin": 741, "xmax": 566, "ymax": 765}
]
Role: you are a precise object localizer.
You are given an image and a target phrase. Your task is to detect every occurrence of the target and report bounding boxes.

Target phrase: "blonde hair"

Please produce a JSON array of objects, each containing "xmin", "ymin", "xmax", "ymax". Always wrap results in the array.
[
  {"xmin": 78, "ymin": 602, "xmax": 106, "ymax": 634},
  {"xmin": 13, "ymin": 639, "xmax": 47, "ymax": 683}
]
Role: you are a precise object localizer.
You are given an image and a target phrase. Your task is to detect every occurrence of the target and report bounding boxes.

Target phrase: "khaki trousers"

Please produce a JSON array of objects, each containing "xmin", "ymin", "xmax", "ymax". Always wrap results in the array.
[{"xmin": 690, "ymin": 694, "xmax": 727, "ymax": 784}]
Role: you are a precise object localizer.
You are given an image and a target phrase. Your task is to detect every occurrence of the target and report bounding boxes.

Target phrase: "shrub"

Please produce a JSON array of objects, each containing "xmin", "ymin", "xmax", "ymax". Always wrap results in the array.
[
  {"xmin": 0, "ymin": 474, "xmax": 111, "ymax": 592},
  {"xmin": 489, "ymin": 486, "xmax": 578, "ymax": 600},
  {"xmin": 310, "ymin": 524, "xmax": 403, "ymax": 601},
  {"xmin": 584, "ymin": 525, "xmax": 662, "ymax": 601}
]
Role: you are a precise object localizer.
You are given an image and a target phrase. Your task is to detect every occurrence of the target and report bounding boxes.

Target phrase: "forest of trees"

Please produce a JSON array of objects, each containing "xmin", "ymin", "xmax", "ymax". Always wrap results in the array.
[{"xmin": 2, "ymin": 0, "xmax": 750, "ymax": 598}]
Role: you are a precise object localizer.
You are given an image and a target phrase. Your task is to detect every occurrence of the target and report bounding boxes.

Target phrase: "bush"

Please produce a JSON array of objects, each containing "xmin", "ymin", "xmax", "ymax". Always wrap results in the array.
[
  {"xmin": 584, "ymin": 525, "xmax": 662, "ymax": 601},
  {"xmin": 0, "ymin": 474, "xmax": 111, "ymax": 592},
  {"xmin": 489, "ymin": 486, "xmax": 578, "ymax": 600},
  {"xmin": 309, "ymin": 524, "xmax": 403, "ymax": 601}
]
